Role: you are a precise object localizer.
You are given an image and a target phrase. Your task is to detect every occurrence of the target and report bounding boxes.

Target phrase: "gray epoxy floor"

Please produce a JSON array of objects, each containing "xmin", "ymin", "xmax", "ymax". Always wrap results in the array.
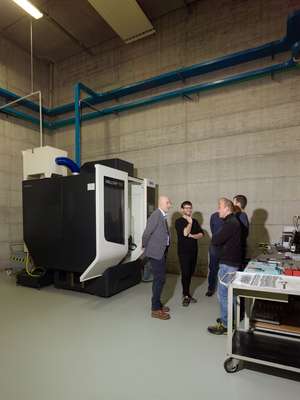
[{"xmin": 0, "ymin": 272, "xmax": 299, "ymax": 400}]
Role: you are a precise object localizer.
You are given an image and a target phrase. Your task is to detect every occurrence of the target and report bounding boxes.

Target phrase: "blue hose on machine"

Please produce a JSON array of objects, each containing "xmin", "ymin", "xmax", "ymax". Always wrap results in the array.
[{"xmin": 55, "ymin": 157, "xmax": 80, "ymax": 174}]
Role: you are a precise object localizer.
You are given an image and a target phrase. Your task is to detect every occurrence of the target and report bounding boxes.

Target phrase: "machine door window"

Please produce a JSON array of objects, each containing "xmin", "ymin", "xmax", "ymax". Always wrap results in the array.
[
  {"xmin": 147, "ymin": 186, "xmax": 156, "ymax": 218},
  {"xmin": 104, "ymin": 177, "xmax": 125, "ymax": 244}
]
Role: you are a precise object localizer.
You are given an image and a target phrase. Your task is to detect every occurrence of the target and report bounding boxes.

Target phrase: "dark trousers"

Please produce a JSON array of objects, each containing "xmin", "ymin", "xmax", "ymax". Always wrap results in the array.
[
  {"xmin": 149, "ymin": 256, "xmax": 166, "ymax": 311},
  {"xmin": 208, "ymin": 245, "xmax": 220, "ymax": 292},
  {"xmin": 178, "ymin": 252, "xmax": 197, "ymax": 297}
]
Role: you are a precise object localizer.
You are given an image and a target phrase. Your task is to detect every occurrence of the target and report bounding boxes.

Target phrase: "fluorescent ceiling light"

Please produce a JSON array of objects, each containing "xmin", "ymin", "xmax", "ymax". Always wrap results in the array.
[
  {"xmin": 88, "ymin": 0, "xmax": 155, "ymax": 44},
  {"xmin": 12, "ymin": 0, "xmax": 43, "ymax": 20}
]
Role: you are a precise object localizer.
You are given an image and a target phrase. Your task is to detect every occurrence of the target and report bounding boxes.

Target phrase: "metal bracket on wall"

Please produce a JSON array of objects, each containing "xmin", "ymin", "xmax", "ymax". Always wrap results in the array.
[{"xmin": 182, "ymin": 94, "xmax": 193, "ymax": 101}]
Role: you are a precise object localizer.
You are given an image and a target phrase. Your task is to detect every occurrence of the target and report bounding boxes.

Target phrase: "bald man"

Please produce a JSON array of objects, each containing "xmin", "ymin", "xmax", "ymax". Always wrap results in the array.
[
  {"xmin": 207, "ymin": 198, "xmax": 242, "ymax": 335},
  {"xmin": 142, "ymin": 196, "xmax": 172, "ymax": 320}
]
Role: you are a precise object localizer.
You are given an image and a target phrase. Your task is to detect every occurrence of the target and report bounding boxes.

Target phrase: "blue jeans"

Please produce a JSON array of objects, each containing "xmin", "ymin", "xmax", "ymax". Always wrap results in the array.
[
  {"xmin": 142, "ymin": 260, "xmax": 153, "ymax": 282},
  {"xmin": 208, "ymin": 245, "xmax": 220, "ymax": 292},
  {"xmin": 149, "ymin": 256, "xmax": 166, "ymax": 310},
  {"xmin": 218, "ymin": 264, "xmax": 238, "ymax": 327}
]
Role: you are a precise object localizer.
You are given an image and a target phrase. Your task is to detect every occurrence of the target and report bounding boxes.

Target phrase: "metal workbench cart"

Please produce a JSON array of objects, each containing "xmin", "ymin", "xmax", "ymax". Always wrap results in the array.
[{"xmin": 224, "ymin": 272, "xmax": 300, "ymax": 374}]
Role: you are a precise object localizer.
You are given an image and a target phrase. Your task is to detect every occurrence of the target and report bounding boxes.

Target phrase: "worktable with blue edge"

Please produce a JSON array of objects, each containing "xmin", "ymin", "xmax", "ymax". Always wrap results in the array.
[{"xmin": 223, "ymin": 249, "xmax": 300, "ymax": 374}]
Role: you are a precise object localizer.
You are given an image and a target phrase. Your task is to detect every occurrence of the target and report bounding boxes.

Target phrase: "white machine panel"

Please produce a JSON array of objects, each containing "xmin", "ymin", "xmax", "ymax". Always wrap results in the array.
[{"xmin": 80, "ymin": 164, "xmax": 129, "ymax": 281}]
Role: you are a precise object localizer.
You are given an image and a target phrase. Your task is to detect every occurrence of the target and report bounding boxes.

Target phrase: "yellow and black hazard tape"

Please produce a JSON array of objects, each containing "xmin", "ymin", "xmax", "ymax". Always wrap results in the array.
[{"xmin": 10, "ymin": 255, "xmax": 27, "ymax": 264}]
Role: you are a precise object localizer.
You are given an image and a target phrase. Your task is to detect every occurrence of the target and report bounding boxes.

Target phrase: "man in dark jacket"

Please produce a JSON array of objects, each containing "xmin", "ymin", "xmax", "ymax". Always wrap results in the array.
[
  {"xmin": 206, "ymin": 211, "xmax": 224, "ymax": 296},
  {"xmin": 207, "ymin": 198, "xmax": 242, "ymax": 335},
  {"xmin": 142, "ymin": 196, "xmax": 172, "ymax": 320},
  {"xmin": 233, "ymin": 194, "xmax": 249, "ymax": 268},
  {"xmin": 206, "ymin": 194, "xmax": 249, "ymax": 296}
]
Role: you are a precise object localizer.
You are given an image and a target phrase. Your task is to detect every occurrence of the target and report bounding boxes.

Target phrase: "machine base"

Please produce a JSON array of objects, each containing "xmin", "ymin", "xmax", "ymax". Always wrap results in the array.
[{"xmin": 54, "ymin": 259, "xmax": 142, "ymax": 297}]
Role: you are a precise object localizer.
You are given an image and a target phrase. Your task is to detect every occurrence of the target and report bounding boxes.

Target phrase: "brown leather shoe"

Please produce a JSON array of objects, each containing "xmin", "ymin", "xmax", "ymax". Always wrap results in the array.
[
  {"xmin": 151, "ymin": 310, "xmax": 171, "ymax": 320},
  {"xmin": 161, "ymin": 306, "xmax": 170, "ymax": 312}
]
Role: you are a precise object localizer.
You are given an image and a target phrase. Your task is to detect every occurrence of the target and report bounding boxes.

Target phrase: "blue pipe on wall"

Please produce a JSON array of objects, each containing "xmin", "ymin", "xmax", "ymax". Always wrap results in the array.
[
  {"xmin": 34, "ymin": 9, "xmax": 300, "ymax": 117},
  {"xmin": 72, "ymin": 82, "xmax": 100, "ymax": 165},
  {"xmin": 0, "ymin": 58, "xmax": 298, "ymax": 133},
  {"xmin": 52, "ymin": 58, "xmax": 296, "ymax": 131},
  {"xmin": 0, "ymin": 10, "xmax": 299, "ymax": 165},
  {"xmin": 47, "ymin": 41, "xmax": 290, "ymax": 116},
  {"xmin": 0, "ymin": 87, "xmax": 49, "ymax": 114},
  {"xmin": 1, "ymin": 10, "xmax": 300, "ymax": 119},
  {"xmin": 51, "ymin": 57, "xmax": 295, "ymax": 164},
  {"xmin": 0, "ymin": 105, "xmax": 52, "ymax": 129},
  {"xmin": 48, "ymin": 40, "xmax": 286, "ymax": 116},
  {"xmin": 74, "ymin": 84, "xmax": 81, "ymax": 166}
]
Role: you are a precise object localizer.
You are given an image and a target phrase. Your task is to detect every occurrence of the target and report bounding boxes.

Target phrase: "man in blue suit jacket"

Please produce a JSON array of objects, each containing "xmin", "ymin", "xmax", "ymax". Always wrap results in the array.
[{"xmin": 142, "ymin": 196, "xmax": 172, "ymax": 320}]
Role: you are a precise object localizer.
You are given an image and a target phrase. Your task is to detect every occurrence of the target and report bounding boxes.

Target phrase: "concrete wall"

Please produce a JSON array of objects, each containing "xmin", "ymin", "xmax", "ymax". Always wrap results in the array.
[
  {"xmin": 53, "ymin": 0, "xmax": 300, "ymax": 275},
  {"xmin": 0, "ymin": 37, "xmax": 52, "ymax": 268}
]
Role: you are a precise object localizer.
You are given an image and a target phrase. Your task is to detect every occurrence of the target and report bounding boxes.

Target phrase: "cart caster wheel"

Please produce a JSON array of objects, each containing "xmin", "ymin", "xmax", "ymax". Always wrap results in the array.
[{"xmin": 224, "ymin": 358, "xmax": 239, "ymax": 373}]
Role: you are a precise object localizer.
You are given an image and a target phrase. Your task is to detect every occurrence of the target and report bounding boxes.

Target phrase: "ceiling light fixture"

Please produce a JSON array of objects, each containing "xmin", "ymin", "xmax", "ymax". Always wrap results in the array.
[{"xmin": 12, "ymin": 0, "xmax": 43, "ymax": 20}]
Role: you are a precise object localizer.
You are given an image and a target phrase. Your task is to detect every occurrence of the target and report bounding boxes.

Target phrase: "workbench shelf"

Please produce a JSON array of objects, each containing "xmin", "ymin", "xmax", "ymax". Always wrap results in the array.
[
  {"xmin": 225, "ymin": 272, "xmax": 300, "ymax": 375},
  {"xmin": 231, "ymin": 330, "xmax": 300, "ymax": 370}
]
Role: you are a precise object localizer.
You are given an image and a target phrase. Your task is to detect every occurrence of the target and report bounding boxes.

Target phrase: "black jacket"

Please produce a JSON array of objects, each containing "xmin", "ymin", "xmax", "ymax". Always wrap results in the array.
[{"xmin": 211, "ymin": 213, "xmax": 242, "ymax": 267}]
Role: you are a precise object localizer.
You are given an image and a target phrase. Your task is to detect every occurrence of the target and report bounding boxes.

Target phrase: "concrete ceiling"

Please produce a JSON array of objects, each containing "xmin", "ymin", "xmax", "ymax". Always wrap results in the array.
[{"xmin": 0, "ymin": 0, "xmax": 195, "ymax": 63}]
